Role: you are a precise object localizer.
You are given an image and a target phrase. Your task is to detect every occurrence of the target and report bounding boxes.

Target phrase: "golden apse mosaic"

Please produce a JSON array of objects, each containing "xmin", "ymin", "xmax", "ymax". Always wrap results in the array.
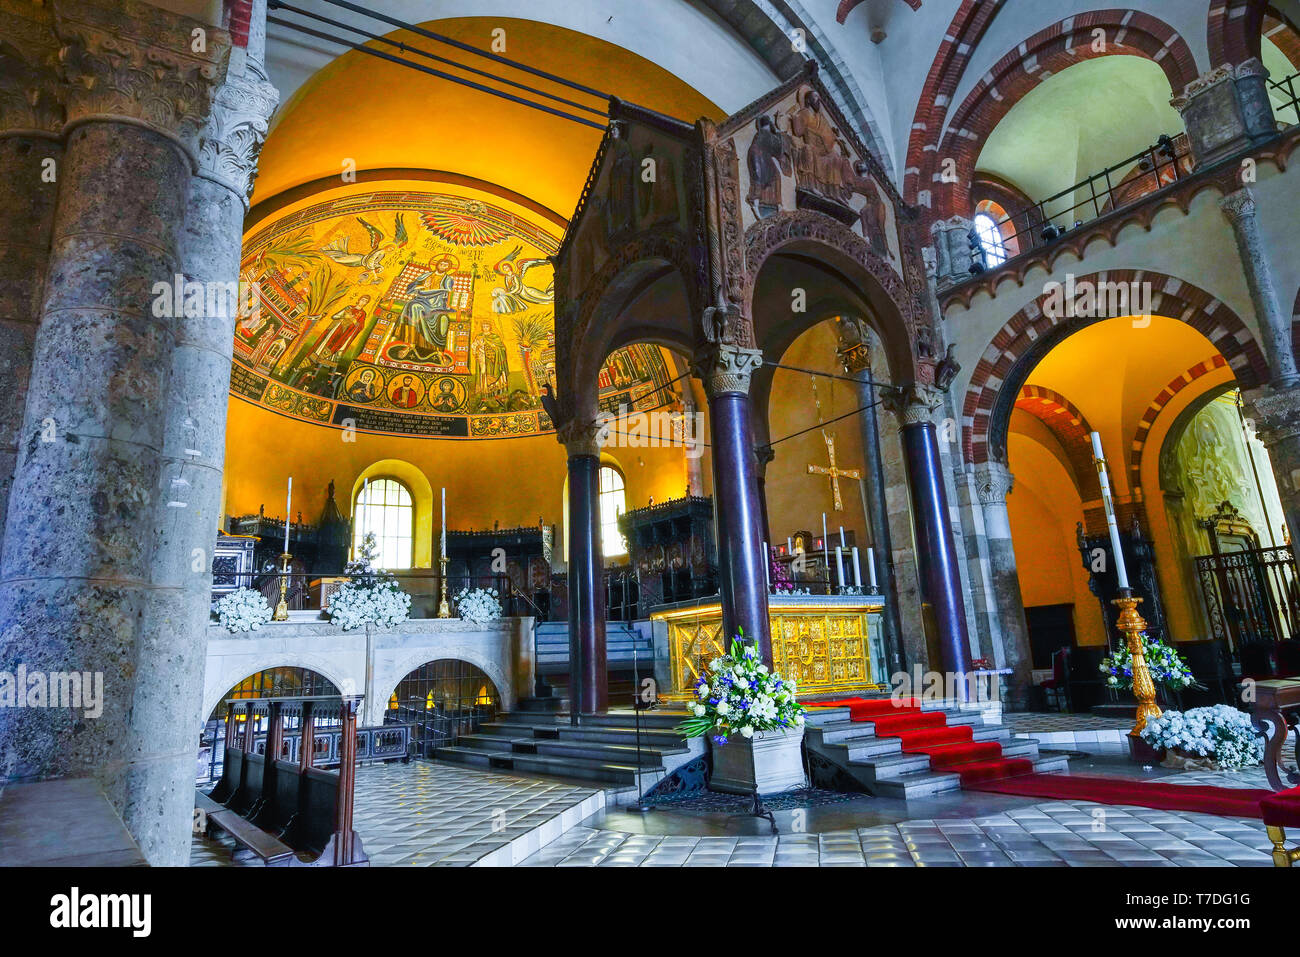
[{"xmin": 234, "ymin": 190, "xmax": 676, "ymax": 438}]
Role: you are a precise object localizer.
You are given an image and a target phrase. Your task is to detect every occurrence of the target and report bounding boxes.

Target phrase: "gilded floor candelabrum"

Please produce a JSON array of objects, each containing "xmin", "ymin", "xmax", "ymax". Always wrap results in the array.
[
  {"xmin": 274, "ymin": 552, "xmax": 292, "ymax": 621},
  {"xmin": 1113, "ymin": 590, "xmax": 1161, "ymax": 737},
  {"xmin": 438, "ymin": 555, "xmax": 451, "ymax": 618}
]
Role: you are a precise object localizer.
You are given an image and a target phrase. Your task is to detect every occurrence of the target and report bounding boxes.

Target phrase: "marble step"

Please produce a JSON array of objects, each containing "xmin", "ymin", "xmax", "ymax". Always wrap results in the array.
[
  {"xmin": 478, "ymin": 720, "xmax": 686, "ymax": 748},
  {"xmin": 434, "ymin": 745, "xmax": 663, "ymax": 787},
  {"xmin": 818, "ymin": 724, "xmax": 1015, "ymax": 761},
  {"xmin": 456, "ymin": 733, "xmax": 686, "ymax": 765}
]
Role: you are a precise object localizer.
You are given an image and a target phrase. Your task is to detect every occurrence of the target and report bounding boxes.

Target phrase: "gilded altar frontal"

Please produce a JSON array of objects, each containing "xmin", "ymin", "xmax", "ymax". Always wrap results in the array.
[{"xmin": 2, "ymin": 0, "xmax": 1299, "ymax": 914}]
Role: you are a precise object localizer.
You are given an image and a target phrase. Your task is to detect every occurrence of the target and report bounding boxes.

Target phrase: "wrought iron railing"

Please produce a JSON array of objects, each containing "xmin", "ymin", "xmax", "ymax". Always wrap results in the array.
[
  {"xmin": 978, "ymin": 134, "xmax": 1192, "ymax": 269},
  {"xmin": 1194, "ymin": 545, "xmax": 1300, "ymax": 657},
  {"xmin": 1270, "ymin": 70, "xmax": 1300, "ymax": 129}
]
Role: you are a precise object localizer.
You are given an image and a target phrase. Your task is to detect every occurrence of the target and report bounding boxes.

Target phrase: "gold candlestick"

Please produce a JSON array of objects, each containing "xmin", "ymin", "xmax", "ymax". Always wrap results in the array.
[
  {"xmin": 1113, "ymin": 591, "xmax": 1161, "ymax": 736},
  {"xmin": 438, "ymin": 554, "xmax": 451, "ymax": 618},
  {"xmin": 274, "ymin": 551, "xmax": 292, "ymax": 621}
]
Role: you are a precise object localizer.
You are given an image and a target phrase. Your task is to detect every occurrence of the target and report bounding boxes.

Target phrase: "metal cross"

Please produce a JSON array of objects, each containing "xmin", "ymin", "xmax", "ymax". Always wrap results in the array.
[{"xmin": 807, "ymin": 429, "xmax": 861, "ymax": 511}]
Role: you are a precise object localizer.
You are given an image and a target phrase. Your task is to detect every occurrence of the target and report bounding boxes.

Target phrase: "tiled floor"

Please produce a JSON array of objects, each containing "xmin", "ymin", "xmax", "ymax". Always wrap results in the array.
[
  {"xmin": 517, "ymin": 801, "xmax": 1278, "ymax": 867},
  {"xmin": 192, "ymin": 760, "xmax": 603, "ymax": 867}
]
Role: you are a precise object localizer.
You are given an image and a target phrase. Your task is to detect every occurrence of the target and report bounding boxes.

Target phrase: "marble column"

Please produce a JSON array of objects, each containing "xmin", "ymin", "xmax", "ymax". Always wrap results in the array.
[
  {"xmin": 696, "ymin": 345, "xmax": 771, "ymax": 661},
  {"xmin": 1173, "ymin": 59, "xmax": 1276, "ymax": 168},
  {"xmin": 972, "ymin": 462, "xmax": 1033, "ymax": 708},
  {"xmin": 0, "ymin": 0, "xmax": 230, "ymax": 865},
  {"xmin": 835, "ymin": 320, "xmax": 905, "ymax": 675},
  {"xmin": 0, "ymin": 1, "xmax": 63, "ymax": 564},
  {"xmin": 1221, "ymin": 188, "xmax": 1298, "ymax": 388},
  {"xmin": 885, "ymin": 385, "xmax": 973, "ymax": 688},
  {"xmin": 562, "ymin": 423, "xmax": 607, "ymax": 714},
  {"xmin": 1243, "ymin": 384, "xmax": 1300, "ymax": 582}
]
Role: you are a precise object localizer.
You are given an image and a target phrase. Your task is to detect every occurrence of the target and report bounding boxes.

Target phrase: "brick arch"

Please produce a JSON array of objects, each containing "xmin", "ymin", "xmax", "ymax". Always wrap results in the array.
[
  {"xmin": 1209, "ymin": 0, "xmax": 1268, "ymax": 67},
  {"xmin": 1014, "ymin": 385, "xmax": 1101, "ymax": 499},
  {"xmin": 1264, "ymin": 4, "xmax": 1300, "ymax": 69},
  {"xmin": 1127, "ymin": 355, "xmax": 1230, "ymax": 493},
  {"xmin": 962, "ymin": 270, "xmax": 1267, "ymax": 467},
  {"xmin": 836, "ymin": 0, "xmax": 921, "ymax": 26},
  {"xmin": 925, "ymin": 10, "xmax": 1201, "ymax": 227},
  {"xmin": 903, "ymin": 0, "xmax": 1005, "ymax": 208}
]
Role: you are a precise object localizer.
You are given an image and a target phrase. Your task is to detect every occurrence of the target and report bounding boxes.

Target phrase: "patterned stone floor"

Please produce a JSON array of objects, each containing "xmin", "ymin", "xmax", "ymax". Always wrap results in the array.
[{"xmin": 192, "ymin": 760, "xmax": 603, "ymax": 867}]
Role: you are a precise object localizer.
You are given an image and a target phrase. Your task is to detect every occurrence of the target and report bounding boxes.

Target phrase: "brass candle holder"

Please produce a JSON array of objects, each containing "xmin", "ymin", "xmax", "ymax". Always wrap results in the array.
[
  {"xmin": 273, "ymin": 551, "xmax": 292, "ymax": 621},
  {"xmin": 438, "ymin": 554, "xmax": 451, "ymax": 618},
  {"xmin": 1113, "ymin": 590, "xmax": 1161, "ymax": 737}
]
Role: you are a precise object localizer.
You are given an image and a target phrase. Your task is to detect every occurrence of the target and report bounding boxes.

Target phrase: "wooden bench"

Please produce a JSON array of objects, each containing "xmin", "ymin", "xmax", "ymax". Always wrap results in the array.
[
  {"xmin": 1261, "ymin": 786, "xmax": 1300, "ymax": 867},
  {"xmin": 1251, "ymin": 678, "xmax": 1300, "ymax": 792},
  {"xmin": 196, "ymin": 696, "xmax": 369, "ymax": 866}
]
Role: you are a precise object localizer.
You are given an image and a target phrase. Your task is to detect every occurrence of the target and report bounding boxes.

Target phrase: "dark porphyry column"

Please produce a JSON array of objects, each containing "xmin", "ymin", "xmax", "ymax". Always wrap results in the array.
[
  {"xmin": 562, "ymin": 423, "xmax": 607, "ymax": 714},
  {"xmin": 0, "ymin": 1, "xmax": 230, "ymax": 865},
  {"xmin": 698, "ymin": 345, "xmax": 771, "ymax": 661},
  {"xmin": 887, "ymin": 385, "xmax": 973, "ymax": 690}
]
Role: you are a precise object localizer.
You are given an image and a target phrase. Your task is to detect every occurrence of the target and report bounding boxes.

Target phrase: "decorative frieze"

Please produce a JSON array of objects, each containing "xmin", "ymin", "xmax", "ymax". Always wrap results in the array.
[{"xmin": 0, "ymin": 0, "xmax": 63, "ymax": 135}]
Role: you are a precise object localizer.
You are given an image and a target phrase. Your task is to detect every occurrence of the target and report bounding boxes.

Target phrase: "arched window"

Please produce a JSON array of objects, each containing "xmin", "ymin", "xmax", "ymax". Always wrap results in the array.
[
  {"xmin": 354, "ymin": 477, "xmax": 413, "ymax": 569},
  {"xmin": 598, "ymin": 466, "xmax": 627, "ymax": 558},
  {"xmin": 973, "ymin": 209, "xmax": 1010, "ymax": 268}
]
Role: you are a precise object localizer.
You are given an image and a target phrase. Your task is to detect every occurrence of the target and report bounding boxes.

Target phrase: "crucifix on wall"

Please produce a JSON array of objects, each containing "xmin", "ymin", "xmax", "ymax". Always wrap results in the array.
[{"xmin": 808, "ymin": 429, "xmax": 861, "ymax": 511}]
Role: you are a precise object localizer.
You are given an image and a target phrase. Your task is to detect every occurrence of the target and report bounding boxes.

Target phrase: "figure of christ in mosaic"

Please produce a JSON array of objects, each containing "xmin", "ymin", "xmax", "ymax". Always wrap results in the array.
[{"xmin": 389, "ymin": 256, "xmax": 458, "ymax": 364}]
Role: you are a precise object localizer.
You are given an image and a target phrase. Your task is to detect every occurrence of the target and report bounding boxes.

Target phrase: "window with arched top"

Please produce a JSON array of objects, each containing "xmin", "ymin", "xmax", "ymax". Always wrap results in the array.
[
  {"xmin": 973, "ymin": 199, "xmax": 1018, "ymax": 266},
  {"xmin": 598, "ymin": 466, "xmax": 628, "ymax": 558},
  {"xmin": 354, "ymin": 477, "xmax": 414, "ymax": 569}
]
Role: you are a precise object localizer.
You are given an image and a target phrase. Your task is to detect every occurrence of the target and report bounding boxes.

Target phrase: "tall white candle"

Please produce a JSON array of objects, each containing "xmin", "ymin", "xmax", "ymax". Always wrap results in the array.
[
  {"xmin": 851, "ymin": 546, "xmax": 862, "ymax": 588},
  {"xmin": 839, "ymin": 526, "xmax": 846, "ymax": 549},
  {"xmin": 441, "ymin": 487, "xmax": 447, "ymax": 556},
  {"xmin": 834, "ymin": 547, "xmax": 845, "ymax": 588},
  {"xmin": 1089, "ymin": 431, "xmax": 1129, "ymax": 590},
  {"xmin": 284, "ymin": 477, "xmax": 292, "ymax": 552},
  {"xmin": 763, "ymin": 542, "xmax": 771, "ymax": 592},
  {"xmin": 822, "ymin": 512, "xmax": 829, "ymax": 584},
  {"xmin": 786, "ymin": 536, "xmax": 793, "ymax": 555},
  {"xmin": 868, "ymin": 547, "xmax": 877, "ymax": 589}
]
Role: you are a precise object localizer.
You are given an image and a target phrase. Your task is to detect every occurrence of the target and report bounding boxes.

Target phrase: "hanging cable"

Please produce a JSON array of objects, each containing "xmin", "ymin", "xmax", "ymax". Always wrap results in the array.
[
  {"xmin": 767, "ymin": 400, "xmax": 883, "ymax": 449},
  {"xmin": 269, "ymin": 1, "xmax": 607, "ymax": 119},
  {"xmin": 763, "ymin": 359, "xmax": 893, "ymax": 390},
  {"xmin": 314, "ymin": 0, "xmax": 611, "ymax": 99},
  {"xmin": 266, "ymin": 14, "xmax": 608, "ymax": 130}
]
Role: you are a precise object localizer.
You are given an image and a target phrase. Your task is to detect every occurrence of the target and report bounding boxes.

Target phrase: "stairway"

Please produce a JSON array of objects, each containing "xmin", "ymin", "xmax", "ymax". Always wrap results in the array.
[
  {"xmin": 433, "ymin": 709, "xmax": 703, "ymax": 802},
  {"xmin": 805, "ymin": 697, "xmax": 1069, "ymax": 799}
]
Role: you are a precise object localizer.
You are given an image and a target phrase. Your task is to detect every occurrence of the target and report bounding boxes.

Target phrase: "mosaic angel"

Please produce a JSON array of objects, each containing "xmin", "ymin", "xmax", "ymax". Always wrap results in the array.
[{"xmin": 490, "ymin": 246, "xmax": 554, "ymax": 314}]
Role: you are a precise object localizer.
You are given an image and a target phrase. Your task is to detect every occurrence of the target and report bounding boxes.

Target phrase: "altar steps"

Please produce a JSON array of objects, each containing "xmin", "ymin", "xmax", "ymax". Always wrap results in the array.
[
  {"xmin": 433, "ymin": 709, "xmax": 703, "ymax": 798},
  {"xmin": 805, "ymin": 701, "xmax": 1069, "ymax": 800}
]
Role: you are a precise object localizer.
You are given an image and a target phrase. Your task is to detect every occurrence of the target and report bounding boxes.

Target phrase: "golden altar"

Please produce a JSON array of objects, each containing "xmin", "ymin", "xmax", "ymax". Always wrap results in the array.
[{"xmin": 651, "ymin": 594, "xmax": 889, "ymax": 701}]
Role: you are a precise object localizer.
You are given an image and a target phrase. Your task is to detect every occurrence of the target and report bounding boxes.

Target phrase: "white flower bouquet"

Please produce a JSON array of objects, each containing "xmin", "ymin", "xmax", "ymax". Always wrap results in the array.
[
  {"xmin": 1139, "ymin": 705, "xmax": 1264, "ymax": 771},
  {"xmin": 675, "ymin": 632, "xmax": 806, "ymax": 745},
  {"xmin": 214, "ymin": 587, "xmax": 273, "ymax": 633},
  {"xmin": 454, "ymin": 586, "xmax": 502, "ymax": 625},
  {"xmin": 1099, "ymin": 633, "xmax": 1201, "ymax": 691},
  {"xmin": 329, "ymin": 533, "xmax": 412, "ymax": 631}
]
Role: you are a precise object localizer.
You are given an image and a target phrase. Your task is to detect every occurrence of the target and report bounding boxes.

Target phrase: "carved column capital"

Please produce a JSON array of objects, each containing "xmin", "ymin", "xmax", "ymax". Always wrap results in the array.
[
  {"xmin": 835, "ymin": 317, "xmax": 873, "ymax": 376},
  {"xmin": 972, "ymin": 462, "xmax": 1015, "ymax": 506},
  {"xmin": 754, "ymin": 444, "xmax": 775, "ymax": 470},
  {"xmin": 880, "ymin": 382, "xmax": 944, "ymax": 427},
  {"xmin": 1219, "ymin": 186, "xmax": 1257, "ymax": 224},
  {"xmin": 0, "ymin": 0, "xmax": 64, "ymax": 135},
  {"xmin": 557, "ymin": 419, "xmax": 605, "ymax": 458},
  {"xmin": 197, "ymin": 59, "xmax": 278, "ymax": 205},
  {"xmin": 694, "ymin": 344, "xmax": 763, "ymax": 397},
  {"xmin": 1243, "ymin": 385, "xmax": 1300, "ymax": 447},
  {"xmin": 52, "ymin": 0, "xmax": 232, "ymax": 165}
]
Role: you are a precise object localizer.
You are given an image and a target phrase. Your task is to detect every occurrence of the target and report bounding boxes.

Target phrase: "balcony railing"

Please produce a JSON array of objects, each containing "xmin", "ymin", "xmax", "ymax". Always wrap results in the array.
[
  {"xmin": 1270, "ymin": 70, "xmax": 1300, "ymax": 129},
  {"xmin": 977, "ymin": 133, "xmax": 1192, "ymax": 270}
]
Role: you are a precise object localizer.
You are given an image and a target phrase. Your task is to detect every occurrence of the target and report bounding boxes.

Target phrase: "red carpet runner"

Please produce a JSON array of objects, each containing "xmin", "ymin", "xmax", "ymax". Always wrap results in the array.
[
  {"xmin": 813, "ymin": 697, "xmax": 1272, "ymax": 818},
  {"xmin": 815, "ymin": 697, "xmax": 1034, "ymax": 785}
]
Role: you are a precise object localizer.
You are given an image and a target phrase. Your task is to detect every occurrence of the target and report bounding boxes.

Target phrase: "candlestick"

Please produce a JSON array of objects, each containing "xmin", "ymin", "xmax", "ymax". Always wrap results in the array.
[
  {"xmin": 834, "ymin": 547, "xmax": 845, "ymax": 589},
  {"xmin": 284, "ymin": 477, "xmax": 292, "ymax": 553},
  {"xmin": 851, "ymin": 546, "xmax": 862, "ymax": 588},
  {"xmin": 867, "ymin": 547, "xmax": 877, "ymax": 589},
  {"xmin": 1089, "ymin": 432, "xmax": 1129, "ymax": 590},
  {"xmin": 273, "ymin": 551, "xmax": 291, "ymax": 621}
]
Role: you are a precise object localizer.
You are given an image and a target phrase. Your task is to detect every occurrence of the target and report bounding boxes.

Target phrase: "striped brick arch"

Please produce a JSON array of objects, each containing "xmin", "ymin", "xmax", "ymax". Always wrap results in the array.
[
  {"xmin": 963, "ymin": 270, "xmax": 1268, "ymax": 468},
  {"xmin": 1264, "ymin": 5, "xmax": 1300, "ymax": 69},
  {"xmin": 926, "ymin": 11, "xmax": 1200, "ymax": 226},
  {"xmin": 836, "ymin": 0, "xmax": 921, "ymax": 25},
  {"xmin": 1014, "ymin": 386, "xmax": 1101, "ymax": 499},
  {"xmin": 1209, "ymin": 0, "xmax": 1268, "ymax": 67},
  {"xmin": 1126, "ymin": 355, "xmax": 1230, "ymax": 492}
]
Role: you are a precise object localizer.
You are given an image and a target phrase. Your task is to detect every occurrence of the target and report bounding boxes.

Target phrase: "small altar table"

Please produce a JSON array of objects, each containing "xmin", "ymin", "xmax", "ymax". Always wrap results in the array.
[{"xmin": 651, "ymin": 593, "xmax": 888, "ymax": 700}]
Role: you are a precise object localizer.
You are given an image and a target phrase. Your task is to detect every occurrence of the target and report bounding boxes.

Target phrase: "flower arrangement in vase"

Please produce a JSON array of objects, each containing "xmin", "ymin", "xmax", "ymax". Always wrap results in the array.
[
  {"xmin": 1139, "ymin": 705, "xmax": 1264, "ymax": 771},
  {"xmin": 1099, "ymin": 633, "xmax": 1201, "ymax": 692},
  {"xmin": 454, "ymin": 586, "xmax": 503, "ymax": 625},
  {"xmin": 214, "ymin": 587, "xmax": 273, "ymax": 634},
  {"xmin": 328, "ymin": 532, "xmax": 412, "ymax": 630}
]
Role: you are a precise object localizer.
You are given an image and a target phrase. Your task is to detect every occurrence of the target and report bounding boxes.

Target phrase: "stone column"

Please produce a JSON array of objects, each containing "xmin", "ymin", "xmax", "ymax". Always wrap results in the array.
[
  {"xmin": 884, "ymin": 385, "xmax": 973, "ymax": 687},
  {"xmin": 972, "ymin": 462, "xmax": 1033, "ymax": 708},
  {"xmin": 1173, "ymin": 59, "xmax": 1276, "ymax": 168},
  {"xmin": 929, "ymin": 216, "xmax": 976, "ymax": 289},
  {"xmin": 1221, "ymin": 188, "xmax": 1298, "ymax": 387},
  {"xmin": 561, "ymin": 422, "xmax": 607, "ymax": 714},
  {"xmin": 835, "ymin": 320, "xmax": 904, "ymax": 675},
  {"xmin": 1243, "ymin": 384, "xmax": 1300, "ymax": 581},
  {"xmin": 696, "ymin": 344, "xmax": 771, "ymax": 661},
  {"xmin": 0, "ymin": 1, "xmax": 63, "ymax": 560},
  {"xmin": 0, "ymin": 0, "xmax": 230, "ymax": 865},
  {"xmin": 681, "ymin": 378, "xmax": 706, "ymax": 497}
]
